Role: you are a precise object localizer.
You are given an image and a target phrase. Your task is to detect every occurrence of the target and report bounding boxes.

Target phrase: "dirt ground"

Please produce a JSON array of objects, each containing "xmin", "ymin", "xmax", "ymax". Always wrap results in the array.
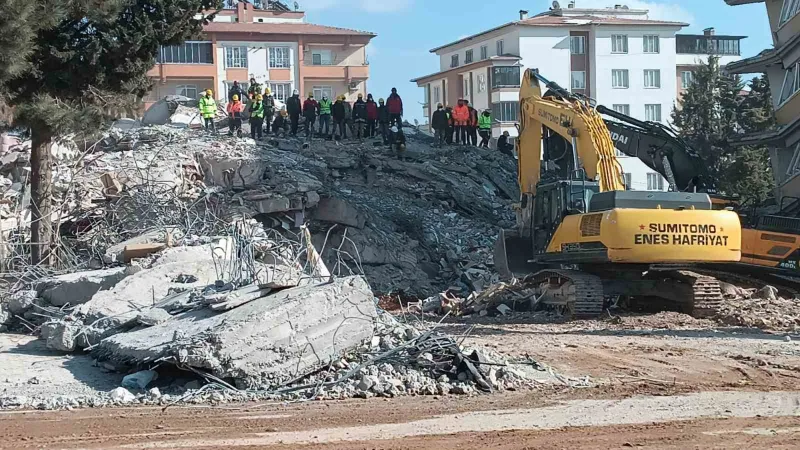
[{"xmin": 2, "ymin": 311, "xmax": 799, "ymax": 449}]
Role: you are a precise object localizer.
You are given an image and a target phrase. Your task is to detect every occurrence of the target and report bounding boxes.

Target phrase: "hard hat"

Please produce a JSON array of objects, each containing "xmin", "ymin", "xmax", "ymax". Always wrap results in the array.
[
  {"xmin": 206, "ymin": 89, "xmax": 213, "ymax": 95},
  {"xmin": 308, "ymin": 93, "xmax": 314, "ymax": 98},
  {"xmin": 256, "ymin": 94, "xmax": 263, "ymax": 100},
  {"xmin": 358, "ymin": 93, "xmax": 363, "ymax": 98},
  {"xmin": 232, "ymin": 94, "xmax": 239, "ymax": 101},
  {"xmin": 265, "ymin": 87, "xmax": 271, "ymax": 95},
  {"xmin": 292, "ymin": 89, "xmax": 299, "ymax": 95},
  {"xmin": 340, "ymin": 95, "xmax": 346, "ymax": 100},
  {"xmin": 391, "ymin": 126, "xmax": 398, "ymax": 132},
  {"xmin": 437, "ymin": 103, "xmax": 443, "ymax": 108},
  {"xmin": 379, "ymin": 98, "xmax": 384, "ymax": 103}
]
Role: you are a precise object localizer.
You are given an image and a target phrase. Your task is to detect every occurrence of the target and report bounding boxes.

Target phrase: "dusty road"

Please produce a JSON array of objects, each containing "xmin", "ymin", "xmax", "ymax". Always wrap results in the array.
[{"xmin": 2, "ymin": 312, "xmax": 799, "ymax": 449}]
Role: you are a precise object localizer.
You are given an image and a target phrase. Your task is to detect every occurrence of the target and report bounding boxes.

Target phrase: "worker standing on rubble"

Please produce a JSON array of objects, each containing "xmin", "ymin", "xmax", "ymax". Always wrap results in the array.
[
  {"xmin": 248, "ymin": 78, "xmax": 262, "ymax": 100},
  {"xmin": 303, "ymin": 93, "xmax": 318, "ymax": 138},
  {"xmin": 343, "ymin": 96, "xmax": 354, "ymax": 137},
  {"xmin": 229, "ymin": 81, "xmax": 245, "ymax": 102},
  {"xmin": 466, "ymin": 100, "xmax": 479, "ymax": 146},
  {"xmin": 263, "ymin": 88, "xmax": 275, "ymax": 135},
  {"xmin": 431, "ymin": 103, "xmax": 449, "ymax": 148},
  {"xmin": 366, "ymin": 94, "xmax": 378, "ymax": 138},
  {"xmin": 227, "ymin": 94, "xmax": 245, "ymax": 137},
  {"xmin": 286, "ymin": 90, "xmax": 302, "ymax": 137},
  {"xmin": 478, "ymin": 110, "xmax": 492, "ymax": 148},
  {"xmin": 248, "ymin": 94, "xmax": 265, "ymax": 140},
  {"xmin": 352, "ymin": 93, "xmax": 368, "ymax": 140},
  {"xmin": 386, "ymin": 87, "xmax": 403, "ymax": 130},
  {"xmin": 445, "ymin": 106, "xmax": 454, "ymax": 145},
  {"xmin": 388, "ymin": 126, "xmax": 406, "ymax": 158},
  {"xmin": 199, "ymin": 89, "xmax": 217, "ymax": 134},
  {"xmin": 317, "ymin": 94, "xmax": 332, "ymax": 139},
  {"xmin": 452, "ymin": 99, "xmax": 470, "ymax": 145},
  {"xmin": 497, "ymin": 130, "xmax": 514, "ymax": 157},
  {"xmin": 332, "ymin": 95, "xmax": 347, "ymax": 140},
  {"xmin": 377, "ymin": 98, "xmax": 390, "ymax": 144}
]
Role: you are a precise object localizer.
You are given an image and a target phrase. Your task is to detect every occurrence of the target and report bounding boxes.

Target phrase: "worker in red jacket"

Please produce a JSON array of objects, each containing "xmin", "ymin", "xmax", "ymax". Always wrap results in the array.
[
  {"xmin": 386, "ymin": 87, "xmax": 403, "ymax": 130},
  {"xmin": 302, "ymin": 93, "xmax": 319, "ymax": 138},
  {"xmin": 365, "ymin": 94, "xmax": 379, "ymax": 138},
  {"xmin": 466, "ymin": 100, "xmax": 479, "ymax": 146}
]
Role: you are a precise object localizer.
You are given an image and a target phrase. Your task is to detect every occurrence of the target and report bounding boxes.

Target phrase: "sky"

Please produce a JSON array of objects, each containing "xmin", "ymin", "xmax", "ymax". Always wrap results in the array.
[{"xmin": 301, "ymin": 0, "xmax": 774, "ymax": 122}]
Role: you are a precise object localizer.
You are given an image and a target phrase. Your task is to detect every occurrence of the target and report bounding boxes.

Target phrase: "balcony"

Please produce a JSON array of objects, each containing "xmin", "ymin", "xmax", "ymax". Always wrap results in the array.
[
  {"xmin": 147, "ymin": 63, "xmax": 216, "ymax": 80},
  {"xmin": 491, "ymin": 66, "xmax": 521, "ymax": 90},
  {"xmin": 302, "ymin": 64, "xmax": 369, "ymax": 80}
]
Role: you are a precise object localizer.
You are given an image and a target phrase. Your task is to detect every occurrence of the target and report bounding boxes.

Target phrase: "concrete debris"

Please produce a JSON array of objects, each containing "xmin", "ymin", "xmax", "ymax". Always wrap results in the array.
[
  {"xmin": 107, "ymin": 387, "xmax": 136, "ymax": 404},
  {"xmin": 37, "ymin": 267, "xmax": 130, "ymax": 307},
  {"xmin": 121, "ymin": 370, "xmax": 158, "ymax": 390},
  {"xmin": 7, "ymin": 290, "xmax": 37, "ymax": 315}
]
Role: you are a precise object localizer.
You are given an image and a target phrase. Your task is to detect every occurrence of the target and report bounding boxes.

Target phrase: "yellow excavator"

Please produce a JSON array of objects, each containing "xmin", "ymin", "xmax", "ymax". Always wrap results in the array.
[{"xmin": 494, "ymin": 69, "xmax": 742, "ymax": 318}]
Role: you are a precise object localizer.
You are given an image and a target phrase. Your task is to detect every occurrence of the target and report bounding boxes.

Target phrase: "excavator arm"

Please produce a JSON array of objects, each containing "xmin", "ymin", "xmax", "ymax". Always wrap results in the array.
[{"xmin": 518, "ymin": 69, "xmax": 625, "ymax": 196}]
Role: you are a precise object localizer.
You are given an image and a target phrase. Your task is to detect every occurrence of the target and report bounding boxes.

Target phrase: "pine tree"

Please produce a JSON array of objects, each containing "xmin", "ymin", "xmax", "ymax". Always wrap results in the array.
[{"xmin": 0, "ymin": 0, "xmax": 221, "ymax": 264}]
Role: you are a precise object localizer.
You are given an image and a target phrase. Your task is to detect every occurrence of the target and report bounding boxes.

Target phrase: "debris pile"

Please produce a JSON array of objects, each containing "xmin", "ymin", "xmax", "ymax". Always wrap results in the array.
[{"xmin": 716, "ymin": 284, "xmax": 800, "ymax": 332}]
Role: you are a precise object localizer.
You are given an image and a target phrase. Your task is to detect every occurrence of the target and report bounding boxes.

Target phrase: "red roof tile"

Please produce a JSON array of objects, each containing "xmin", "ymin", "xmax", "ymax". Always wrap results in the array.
[{"xmin": 204, "ymin": 22, "xmax": 375, "ymax": 36}]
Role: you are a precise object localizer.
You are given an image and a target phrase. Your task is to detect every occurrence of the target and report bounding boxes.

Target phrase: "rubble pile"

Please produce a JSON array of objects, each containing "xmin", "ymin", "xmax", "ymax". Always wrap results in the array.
[{"xmin": 716, "ymin": 284, "xmax": 800, "ymax": 332}]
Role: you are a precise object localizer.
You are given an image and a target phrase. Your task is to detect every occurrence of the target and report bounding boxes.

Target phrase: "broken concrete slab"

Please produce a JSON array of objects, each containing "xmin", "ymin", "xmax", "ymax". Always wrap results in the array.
[
  {"xmin": 103, "ymin": 228, "xmax": 176, "ymax": 264},
  {"xmin": 196, "ymin": 154, "xmax": 268, "ymax": 189},
  {"xmin": 123, "ymin": 243, "xmax": 166, "ymax": 262},
  {"xmin": 6, "ymin": 290, "xmax": 37, "ymax": 314},
  {"xmin": 38, "ymin": 267, "xmax": 129, "ymax": 307},
  {"xmin": 96, "ymin": 276, "xmax": 377, "ymax": 388},
  {"xmin": 313, "ymin": 197, "xmax": 366, "ymax": 229},
  {"xmin": 253, "ymin": 196, "xmax": 291, "ymax": 214}
]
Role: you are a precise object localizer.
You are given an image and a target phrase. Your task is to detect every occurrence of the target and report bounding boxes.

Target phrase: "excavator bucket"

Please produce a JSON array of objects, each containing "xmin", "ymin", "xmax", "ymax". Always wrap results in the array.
[{"xmin": 494, "ymin": 228, "xmax": 538, "ymax": 279}]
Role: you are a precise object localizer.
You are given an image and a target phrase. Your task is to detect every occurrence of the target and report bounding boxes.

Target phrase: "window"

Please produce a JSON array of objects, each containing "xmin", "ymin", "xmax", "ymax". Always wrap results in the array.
[
  {"xmin": 612, "ymin": 104, "xmax": 630, "ymax": 115},
  {"xmin": 570, "ymin": 36, "xmax": 586, "ymax": 54},
  {"xmin": 781, "ymin": 0, "xmax": 800, "ymax": 24},
  {"xmin": 269, "ymin": 47, "xmax": 290, "ymax": 68},
  {"xmin": 465, "ymin": 49, "xmax": 474, "ymax": 64},
  {"xmin": 480, "ymin": 45, "xmax": 488, "ymax": 60},
  {"xmin": 311, "ymin": 49, "xmax": 333, "ymax": 66},
  {"xmin": 643, "ymin": 35, "xmax": 660, "ymax": 53},
  {"xmin": 491, "ymin": 101, "xmax": 518, "ymax": 122},
  {"xmin": 225, "ymin": 46, "xmax": 248, "ymax": 68},
  {"xmin": 780, "ymin": 62, "xmax": 800, "ymax": 104},
  {"xmin": 496, "ymin": 39, "xmax": 504, "ymax": 56},
  {"xmin": 612, "ymin": 69, "xmax": 629, "ymax": 88},
  {"xmin": 645, "ymin": 104, "xmax": 662, "ymax": 122},
  {"xmin": 492, "ymin": 66, "xmax": 521, "ymax": 88},
  {"xmin": 433, "ymin": 86, "xmax": 441, "ymax": 104},
  {"xmin": 644, "ymin": 70, "xmax": 661, "ymax": 88},
  {"xmin": 157, "ymin": 42, "xmax": 213, "ymax": 64},
  {"xmin": 451, "ymin": 54, "xmax": 459, "ymax": 68},
  {"xmin": 676, "ymin": 35, "xmax": 741, "ymax": 55},
  {"xmin": 477, "ymin": 74, "xmax": 486, "ymax": 92},
  {"xmin": 176, "ymin": 84, "xmax": 198, "ymax": 98},
  {"xmin": 681, "ymin": 71, "xmax": 694, "ymax": 89},
  {"xmin": 623, "ymin": 173, "xmax": 632, "ymax": 188},
  {"xmin": 463, "ymin": 78, "xmax": 470, "ymax": 98},
  {"xmin": 647, "ymin": 173, "xmax": 665, "ymax": 191},
  {"xmin": 611, "ymin": 35, "xmax": 628, "ymax": 54},
  {"xmin": 269, "ymin": 83, "xmax": 291, "ymax": 102},
  {"xmin": 312, "ymin": 85, "xmax": 333, "ymax": 100},
  {"xmin": 571, "ymin": 71, "xmax": 586, "ymax": 90}
]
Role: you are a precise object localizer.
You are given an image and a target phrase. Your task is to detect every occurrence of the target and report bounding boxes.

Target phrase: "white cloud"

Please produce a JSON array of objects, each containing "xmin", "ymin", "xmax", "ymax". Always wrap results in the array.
[
  {"xmin": 300, "ymin": 0, "xmax": 412, "ymax": 13},
  {"xmin": 568, "ymin": 0, "xmax": 695, "ymax": 25}
]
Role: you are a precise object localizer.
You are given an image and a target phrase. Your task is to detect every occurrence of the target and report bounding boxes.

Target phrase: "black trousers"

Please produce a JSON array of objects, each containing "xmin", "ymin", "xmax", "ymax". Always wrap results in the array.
[
  {"xmin": 290, "ymin": 113, "xmax": 300, "ymax": 135},
  {"xmin": 456, "ymin": 125, "xmax": 468, "ymax": 144},
  {"xmin": 334, "ymin": 119, "xmax": 347, "ymax": 139},
  {"xmin": 250, "ymin": 117, "xmax": 263, "ymax": 140},
  {"xmin": 469, "ymin": 126, "xmax": 478, "ymax": 146},
  {"xmin": 229, "ymin": 117, "xmax": 242, "ymax": 135},
  {"xmin": 479, "ymin": 129, "xmax": 490, "ymax": 148},
  {"xmin": 446, "ymin": 126, "xmax": 454, "ymax": 144},
  {"xmin": 379, "ymin": 122, "xmax": 389, "ymax": 143},
  {"xmin": 305, "ymin": 115, "xmax": 316, "ymax": 137},
  {"xmin": 203, "ymin": 117, "xmax": 215, "ymax": 132},
  {"xmin": 264, "ymin": 113, "xmax": 273, "ymax": 134},
  {"xmin": 355, "ymin": 119, "xmax": 366, "ymax": 138},
  {"xmin": 435, "ymin": 128, "xmax": 447, "ymax": 147},
  {"xmin": 367, "ymin": 120, "xmax": 377, "ymax": 137}
]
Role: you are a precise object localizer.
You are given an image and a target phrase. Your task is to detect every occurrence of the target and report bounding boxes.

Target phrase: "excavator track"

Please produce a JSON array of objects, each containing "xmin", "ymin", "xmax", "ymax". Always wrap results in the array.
[
  {"xmin": 646, "ymin": 269, "xmax": 726, "ymax": 318},
  {"xmin": 530, "ymin": 269, "xmax": 605, "ymax": 318}
]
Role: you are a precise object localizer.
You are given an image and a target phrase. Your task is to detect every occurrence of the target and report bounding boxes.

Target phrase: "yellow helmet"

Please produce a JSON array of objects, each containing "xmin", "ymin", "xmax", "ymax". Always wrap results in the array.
[
  {"xmin": 206, "ymin": 89, "xmax": 213, "ymax": 95},
  {"xmin": 265, "ymin": 87, "xmax": 271, "ymax": 95},
  {"xmin": 308, "ymin": 92, "xmax": 314, "ymax": 98},
  {"xmin": 232, "ymin": 94, "xmax": 239, "ymax": 101},
  {"xmin": 357, "ymin": 93, "xmax": 363, "ymax": 98},
  {"xmin": 256, "ymin": 94, "xmax": 263, "ymax": 100}
]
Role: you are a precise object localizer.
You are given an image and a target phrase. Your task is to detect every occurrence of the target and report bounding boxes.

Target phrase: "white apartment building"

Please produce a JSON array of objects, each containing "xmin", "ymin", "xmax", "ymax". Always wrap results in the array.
[{"xmin": 413, "ymin": 5, "xmax": 743, "ymax": 192}]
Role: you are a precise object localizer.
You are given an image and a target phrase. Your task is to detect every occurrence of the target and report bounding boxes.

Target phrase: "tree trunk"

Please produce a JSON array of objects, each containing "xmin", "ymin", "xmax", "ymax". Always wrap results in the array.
[{"xmin": 30, "ymin": 126, "xmax": 53, "ymax": 266}]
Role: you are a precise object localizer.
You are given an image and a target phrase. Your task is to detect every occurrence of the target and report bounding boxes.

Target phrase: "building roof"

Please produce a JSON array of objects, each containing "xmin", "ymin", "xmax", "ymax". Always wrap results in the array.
[
  {"xmin": 676, "ymin": 33, "xmax": 748, "ymax": 39},
  {"xmin": 204, "ymin": 22, "xmax": 375, "ymax": 37},
  {"xmin": 410, "ymin": 55, "xmax": 521, "ymax": 83},
  {"xmin": 724, "ymin": 0, "xmax": 764, "ymax": 5},
  {"xmin": 429, "ymin": 13, "xmax": 687, "ymax": 53}
]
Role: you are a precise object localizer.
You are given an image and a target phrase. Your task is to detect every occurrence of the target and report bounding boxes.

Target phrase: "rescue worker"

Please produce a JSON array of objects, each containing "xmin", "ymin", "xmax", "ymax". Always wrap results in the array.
[
  {"xmin": 226, "ymin": 94, "xmax": 245, "ymax": 137},
  {"xmin": 386, "ymin": 87, "xmax": 403, "ymax": 130},
  {"xmin": 431, "ymin": 103, "xmax": 449, "ymax": 148},
  {"xmin": 388, "ymin": 126, "xmax": 406, "ymax": 158},
  {"xmin": 248, "ymin": 94, "xmax": 265, "ymax": 140},
  {"xmin": 247, "ymin": 78, "xmax": 262, "ymax": 100},
  {"xmin": 365, "ymin": 94, "xmax": 378, "ymax": 138},
  {"xmin": 478, "ymin": 110, "xmax": 492, "ymax": 148},
  {"xmin": 272, "ymin": 108, "xmax": 289, "ymax": 137},
  {"xmin": 352, "ymin": 93, "xmax": 368, "ymax": 140},
  {"xmin": 343, "ymin": 96, "xmax": 354, "ymax": 137},
  {"xmin": 445, "ymin": 106, "xmax": 454, "ymax": 144},
  {"xmin": 228, "ymin": 81, "xmax": 245, "ymax": 102},
  {"xmin": 317, "ymin": 94, "xmax": 332, "ymax": 139},
  {"xmin": 497, "ymin": 130, "xmax": 514, "ymax": 157},
  {"xmin": 466, "ymin": 100, "xmax": 479, "ymax": 146},
  {"xmin": 451, "ymin": 99, "xmax": 470, "ymax": 145},
  {"xmin": 377, "ymin": 98, "xmax": 390, "ymax": 144},
  {"xmin": 302, "ymin": 93, "xmax": 318, "ymax": 138},
  {"xmin": 263, "ymin": 88, "xmax": 275, "ymax": 135},
  {"xmin": 332, "ymin": 95, "xmax": 347, "ymax": 140},
  {"xmin": 198, "ymin": 89, "xmax": 217, "ymax": 134},
  {"xmin": 286, "ymin": 90, "xmax": 302, "ymax": 136}
]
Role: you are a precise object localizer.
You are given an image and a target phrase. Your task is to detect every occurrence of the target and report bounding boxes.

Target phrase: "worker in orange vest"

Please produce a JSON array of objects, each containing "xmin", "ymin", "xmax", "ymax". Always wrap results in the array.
[
  {"xmin": 451, "ymin": 99, "xmax": 470, "ymax": 145},
  {"xmin": 227, "ymin": 94, "xmax": 245, "ymax": 137}
]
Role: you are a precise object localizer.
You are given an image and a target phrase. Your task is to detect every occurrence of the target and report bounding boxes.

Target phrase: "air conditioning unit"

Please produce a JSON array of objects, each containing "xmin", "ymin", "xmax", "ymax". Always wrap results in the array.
[{"xmin": 348, "ymin": 81, "xmax": 359, "ymax": 91}]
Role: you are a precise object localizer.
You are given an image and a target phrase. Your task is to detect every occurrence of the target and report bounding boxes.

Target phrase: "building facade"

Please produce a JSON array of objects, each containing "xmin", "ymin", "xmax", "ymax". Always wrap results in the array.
[
  {"xmin": 412, "ymin": 6, "xmax": 743, "ymax": 192},
  {"xmin": 145, "ymin": 1, "xmax": 374, "ymax": 108},
  {"xmin": 725, "ymin": 0, "xmax": 800, "ymax": 206}
]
